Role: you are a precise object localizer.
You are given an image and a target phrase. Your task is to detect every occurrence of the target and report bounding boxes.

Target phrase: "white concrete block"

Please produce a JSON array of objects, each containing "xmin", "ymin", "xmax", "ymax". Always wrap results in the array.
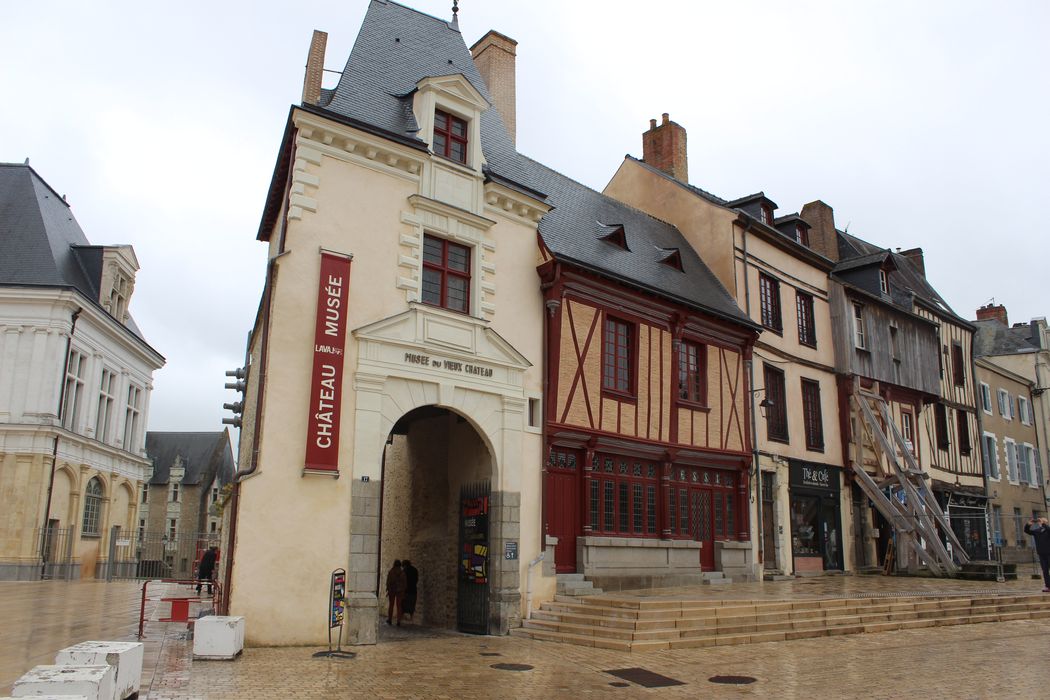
[
  {"xmin": 55, "ymin": 641, "xmax": 143, "ymax": 700},
  {"xmin": 12, "ymin": 665, "xmax": 114, "ymax": 700},
  {"xmin": 193, "ymin": 615, "xmax": 245, "ymax": 660}
]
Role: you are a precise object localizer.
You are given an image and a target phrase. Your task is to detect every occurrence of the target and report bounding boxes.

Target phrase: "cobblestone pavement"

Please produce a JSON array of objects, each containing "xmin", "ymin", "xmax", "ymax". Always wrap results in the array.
[{"xmin": 4, "ymin": 575, "xmax": 1050, "ymax": 698}]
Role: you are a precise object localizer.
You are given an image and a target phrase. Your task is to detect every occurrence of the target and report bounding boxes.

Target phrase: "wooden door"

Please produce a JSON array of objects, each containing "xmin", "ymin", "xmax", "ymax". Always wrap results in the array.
[
  {"xmin": 762, "ymin": 473, "xmax": 777, "ymax": 570},
  {"xmin": 547, "ymin": 469, "xmax": 579, "ymax": 573},
  {"xmin": 690, "ymin": 488, "xmax": 715, "ymax": 570}
]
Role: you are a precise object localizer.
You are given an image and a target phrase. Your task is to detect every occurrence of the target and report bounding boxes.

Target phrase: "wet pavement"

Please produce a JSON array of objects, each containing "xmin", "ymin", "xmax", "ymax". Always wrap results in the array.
[{"xmin": 2, "ymin": 575, "xmax": 1050, "ymax": 698}]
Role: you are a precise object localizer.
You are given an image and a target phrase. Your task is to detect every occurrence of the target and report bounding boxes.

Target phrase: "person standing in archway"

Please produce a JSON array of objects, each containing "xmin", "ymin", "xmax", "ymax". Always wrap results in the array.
[
  {"xmin": 385, "ymin": 560, "xmax": 406, "ymax": 626},
  {"xmin": 402, "ymin": 560, "xmax": 419, "ymax": 622}
]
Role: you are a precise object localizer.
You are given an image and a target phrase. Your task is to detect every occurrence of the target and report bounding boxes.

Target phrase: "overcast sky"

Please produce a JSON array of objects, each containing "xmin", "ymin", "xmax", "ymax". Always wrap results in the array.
[{"xmin": 3, "ymin": 1, "xmax": 1047, "ymax": 433}]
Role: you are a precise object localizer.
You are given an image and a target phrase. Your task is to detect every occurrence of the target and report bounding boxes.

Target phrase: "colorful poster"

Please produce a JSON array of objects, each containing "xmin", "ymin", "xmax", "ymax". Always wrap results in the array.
[{"xmin": 304, "ymin": 252, "xmax": 352, "ymax": 472}]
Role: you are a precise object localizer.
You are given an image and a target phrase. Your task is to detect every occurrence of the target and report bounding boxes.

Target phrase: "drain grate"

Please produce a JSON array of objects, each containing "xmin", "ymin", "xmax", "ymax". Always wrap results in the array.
[
  {"xmin": 605, "ymin": 668, "xmax": 685, "ymax": 688},
  {"xmin": 709, "ymin": 675, "xmax": 757, "ymax": 685},
  {"xmin": 491, "ymin": 663, "xmax": 533, "ymax": 672}
]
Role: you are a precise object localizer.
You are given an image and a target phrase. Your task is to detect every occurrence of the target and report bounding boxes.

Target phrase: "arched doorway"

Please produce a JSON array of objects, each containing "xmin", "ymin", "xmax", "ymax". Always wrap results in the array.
[{"xmin": 379, "ymin": 405, "xmax": 493, "ymax": 634}]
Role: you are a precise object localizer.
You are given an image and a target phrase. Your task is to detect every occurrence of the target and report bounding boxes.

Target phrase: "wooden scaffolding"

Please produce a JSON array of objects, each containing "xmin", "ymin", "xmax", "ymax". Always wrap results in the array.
[{"xmin": 849, "ymin": 379, "xmax": 969, "ymax": 576}]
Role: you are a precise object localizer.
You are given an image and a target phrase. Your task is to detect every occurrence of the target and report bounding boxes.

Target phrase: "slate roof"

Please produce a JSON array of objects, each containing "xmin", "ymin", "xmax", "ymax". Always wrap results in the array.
[
  {"xmin": 145, "ymin": 430, "xmax": 236, "ymax": 487},
  {"xmin": 312, "ymin": 0, "xmax": 753, "ymax": 327},
  {"xmin": 837, "ymin": 230, "xmax": 967, "ymax": 324},
  {"xmin": 0, "ymin": 163, "xmax": 152, "ymax": 344},
  {"xmin": 973, "ymin": 319, "xmax": 1041, "ymax": 357}
]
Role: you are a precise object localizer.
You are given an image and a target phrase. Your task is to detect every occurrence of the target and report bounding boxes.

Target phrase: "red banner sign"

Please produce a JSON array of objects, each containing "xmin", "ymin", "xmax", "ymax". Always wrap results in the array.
[{"xmin": 304, "ymin": 252, "xmax": 352, "ymax": 472}]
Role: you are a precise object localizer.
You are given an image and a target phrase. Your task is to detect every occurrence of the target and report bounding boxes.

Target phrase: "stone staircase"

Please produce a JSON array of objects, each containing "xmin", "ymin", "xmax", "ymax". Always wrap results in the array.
[
  {"xmin": 556, "ymin": 573, "xmax": 603, "ymax": 597},
  {"xmin": 512, "ymin": 592, "xmax": 1050, "ymax": 652}
]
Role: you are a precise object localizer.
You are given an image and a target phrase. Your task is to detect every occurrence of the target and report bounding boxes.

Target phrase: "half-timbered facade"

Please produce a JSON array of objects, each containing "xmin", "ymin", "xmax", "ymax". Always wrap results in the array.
[{"xmin": 837, "ymin": 235, "xmax": 986, "ymax": 562}]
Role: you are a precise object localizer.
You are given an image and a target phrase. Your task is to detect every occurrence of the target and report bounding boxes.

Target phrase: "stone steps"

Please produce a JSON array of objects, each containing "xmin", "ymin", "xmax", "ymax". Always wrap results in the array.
[
  {"xmin": 556, "ymin": 573, "xmax": 603, "ymax": 597},
  {"xmin": 511, "ymin": 593, "xmax": 1050, "ymax": 651}
]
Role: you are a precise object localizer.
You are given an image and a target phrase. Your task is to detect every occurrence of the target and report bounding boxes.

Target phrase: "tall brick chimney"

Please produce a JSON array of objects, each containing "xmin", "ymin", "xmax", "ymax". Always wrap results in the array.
[
  {"xmin": 302, "ymin": 30, "xmax": 328, "ymax": 105},
  {"xmin": 898, "ymin": 247, "xmax": 925, "ymax": 277},
  {"xmin": 976, "ymin": 303, "xmax": 1009, "ymax": 327},
  {"xmin": 800, "ymin": 200, "xmax": 839, "ymax": 262},
  {"xmin": 470, "ymin": 30, "xmax": 518, "ymax": 144},
  {"xmin": 642, "ymin": 113, "xmax": 688, "ymax": 183}
]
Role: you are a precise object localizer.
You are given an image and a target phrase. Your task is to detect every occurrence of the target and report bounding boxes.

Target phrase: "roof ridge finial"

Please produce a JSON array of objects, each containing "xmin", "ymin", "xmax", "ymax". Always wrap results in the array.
[{"xmin": 451, "ymin": 0, "xmax": 459, "ymax": 29}]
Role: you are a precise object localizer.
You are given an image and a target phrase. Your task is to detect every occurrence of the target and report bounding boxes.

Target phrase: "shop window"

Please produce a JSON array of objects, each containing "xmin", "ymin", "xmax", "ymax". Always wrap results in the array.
[
  {"xmin": 759, "ymin": 273, "xmax": 782, "ymax": 332},
  {"xmin": 422, "ymin": 234, "xmax": 471, "ymax": 313},
  {"xmin": 763, "ymin": 364, "xmax": 788, "ymax": 443},
  {"xmin": 791, "ymin": 495, "xmax": 820, "ymax": 557},
  {"xmin": 81, "ymin": 477, "xmax": 103, "ymax": 537},
  {"xmin": 602, "ymin": 316, "xmax": 633, "ymax": 395},
  {"xmin": 796, "ymin": 292, "xmax": 816, "ymax": 347},
  {"xmin": 677, "ymin": 341, "xmax": 706, "ymax": 404},
  {"xmin": 593, "ymin": 454, "xmax": 657, "ymax": 537},
  {"xmin": 432, "ymin": 109, "xmax": 467, "ymax": 164},
  {"xmin": 801, "ymin": 378, "xmax": 824, "ymax": 451}
]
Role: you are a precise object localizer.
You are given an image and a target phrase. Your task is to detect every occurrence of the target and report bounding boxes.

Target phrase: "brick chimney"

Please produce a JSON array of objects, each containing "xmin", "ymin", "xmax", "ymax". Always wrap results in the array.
[
  {"xmin": 470, "ymin": 30, "xmax": 518, "ymax": 144},
  {"xmin": 302, "ymin": 30, "xmax": 328, "ymax": 105},
  {"xmin": 800, "ymin": 200, "xmax": 839, "ymax": 262},
  {"xmin": 642, "ymin": 113, "xmax": 688, "ymax": 183},
  {"xmin": 976, "ymin": 303, "xmax": 1009, "ymax": 327},
  {"xmin": 898, "ymin": 247, "xmax": 925, "ymax": 277}
]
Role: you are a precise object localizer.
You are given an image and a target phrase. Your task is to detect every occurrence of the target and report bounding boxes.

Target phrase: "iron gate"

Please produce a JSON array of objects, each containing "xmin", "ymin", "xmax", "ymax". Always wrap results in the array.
[
  {"xmin": 457, "ymin": 481, "xmax": 490, "ymax": 635},
  {"xmin": 34, "ymin": 527, "xmax": 220, "ymax": 581}
]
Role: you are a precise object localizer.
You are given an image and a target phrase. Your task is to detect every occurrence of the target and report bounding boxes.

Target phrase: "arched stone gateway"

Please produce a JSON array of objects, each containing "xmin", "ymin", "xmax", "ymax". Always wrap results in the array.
[{"xmin": 343, "ymin": 306, "xmax": 534, "ymax": 644}]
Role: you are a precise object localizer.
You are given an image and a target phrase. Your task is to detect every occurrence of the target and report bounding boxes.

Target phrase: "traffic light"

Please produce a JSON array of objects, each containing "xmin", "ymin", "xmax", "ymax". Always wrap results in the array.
[{"xmin": 223, "ymin": 368, "xmax": 246, "ymax": 429}]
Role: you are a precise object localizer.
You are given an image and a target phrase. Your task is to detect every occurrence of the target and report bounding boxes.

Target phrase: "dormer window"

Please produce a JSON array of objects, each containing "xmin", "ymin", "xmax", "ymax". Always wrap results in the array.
[
  {"xmin": 110, "ymin": 273, "xmax": 129, "ymax": 321},
  {"xmin": 658, "ymin": 248, "xmax": 683, "ymax": 272},
  {"xmin": 433, "ymin": 109, "xmax": 468, "ymax": 164},
  {"xmin": 599, "ymin": 224, "xmax": 628, "ymax": 250},
  {"xmin": 879, "ymin": 269, "xmax": 890, "ymax": 295},
  {"xmin": 795, "ymin": 225, "xmax": 809, "ymax": 247},
  {"xmin": 760, "ymin": 204, "xmax": 773, "ymax": 225}
]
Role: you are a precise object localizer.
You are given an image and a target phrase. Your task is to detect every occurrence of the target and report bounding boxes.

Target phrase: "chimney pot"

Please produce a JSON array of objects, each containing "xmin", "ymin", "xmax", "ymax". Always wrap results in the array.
[
  {"xmin": 800, "ymin": 200, "xmax": 839, "ymax": 262},
  {"xmin": 898, "ymin": 247, "xmax": 926, "ymax": 277},
  {"xmin": 470, "ymin": 30, "xmax": 518, "ymax": 144},
  {"xmin": 641, "ymin": 113, "xmax": 688, "ymax": 183},
  {"xmin": 976, "ymin": 303, "xmax": 1009, "ymax": 327}
]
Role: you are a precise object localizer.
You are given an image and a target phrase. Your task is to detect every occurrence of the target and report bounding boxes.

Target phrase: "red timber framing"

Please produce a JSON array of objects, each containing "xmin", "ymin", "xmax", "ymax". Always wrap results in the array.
[{"xmin": 538, "ymin": 260, "xmax": 758, "ymax": 573}]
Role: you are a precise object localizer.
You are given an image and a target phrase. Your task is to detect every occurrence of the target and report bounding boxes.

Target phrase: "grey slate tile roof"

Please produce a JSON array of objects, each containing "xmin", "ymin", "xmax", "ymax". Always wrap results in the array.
[
  {"xmin": 0, "ymin": 162, "xmax": 152, "ymax": 342},
  {"xmin": 973, "ymin": 319, "xmax": 1040, "ymax": 357},
  {"xmin": 837, "ymin": 230, "xmax": 966, "ymax": 324},
  {"xmin": 315, "ymin": 0, "xmax": 753, "ymax": 327},
  {"xmin": 146, "ymin": 430, "xmax": 236, "ymax": 487}
]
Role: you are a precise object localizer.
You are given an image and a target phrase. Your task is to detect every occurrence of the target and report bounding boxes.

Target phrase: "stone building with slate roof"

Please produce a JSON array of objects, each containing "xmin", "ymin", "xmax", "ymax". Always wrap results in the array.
[
  {"xmin": 0, "ymin": 163, "xmax": 164, "ymax": 580},
  {"xmin": 138, "ymin": 430, "xmax": 235, "ymax": 579},
  {"xmin": 606, "ymin": 128, "xmax": 845, "ymax": 578},
  {"xmin": 225, "ymin": 0, "xmax": 758, "ymax": 646}
]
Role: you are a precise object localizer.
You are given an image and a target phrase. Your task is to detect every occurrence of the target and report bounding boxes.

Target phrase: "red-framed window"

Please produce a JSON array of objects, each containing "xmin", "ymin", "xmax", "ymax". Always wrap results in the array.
[
  {"xmin": 760, "ymin": 204, "xmax": 773, "ymax": 225},
  {"xmin": 764, "ymin": 364, "xmax": 788, "ymax": 442},
  {"xmin": 677, "ymin": 341, "xmax": 707, "ymax": 405},
  {"xmin": 422, "ymin": 234, "xmax": 470, "ymax": 313},
  {"xmin": 588, "ymin": 454, "xmax": 658, "ymax": 537},
  {"xmin": 668, "ymin": 467, "xmax": 738, "ymax": 540},
  {"xmin": 759, "ymin": 273, "xmax": 782, "ymax": 332},
  {"xmin": 433, "ymin": 109, "xmax": 468, "ymax": 164},
  {"xmin": 796, "ymin": 292, "xmax": 816, "ymax": 347},
  {"xmin": 801, "ymin": 378, "xmax": 824, "ymax": 451},
  {"xmin": 602, "ymin": 316, "xmax": 633, "ymax": 395},
  {"xmin": 796, "ymin": 224, "xmax": 810, "ymax": 247}
]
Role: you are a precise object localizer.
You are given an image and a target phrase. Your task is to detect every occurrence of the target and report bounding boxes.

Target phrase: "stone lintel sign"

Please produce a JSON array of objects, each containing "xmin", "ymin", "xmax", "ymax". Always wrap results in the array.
[{"xmin": 403, "ymin": 352, "xmax": 493, "ymax": 378}]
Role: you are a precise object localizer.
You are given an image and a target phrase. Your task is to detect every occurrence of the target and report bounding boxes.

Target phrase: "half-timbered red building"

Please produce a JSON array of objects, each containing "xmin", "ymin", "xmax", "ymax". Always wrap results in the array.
[{"xmin": 528, "ymin": 161, "xmax": 760, "ymax": 586}]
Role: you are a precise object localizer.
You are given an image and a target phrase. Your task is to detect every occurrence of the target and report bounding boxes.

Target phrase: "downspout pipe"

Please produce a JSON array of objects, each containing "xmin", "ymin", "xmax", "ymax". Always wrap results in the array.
[
  {"xmin": 526, "ymin": 551, "xmax": 545, "ymax": 620},
  {"xmin": 41, "ymin": 306, "xmax": 81, "ymax": 579},
  {"xmin": 737, "ymin": 216, "xmax": 765, "ymax": 574}
]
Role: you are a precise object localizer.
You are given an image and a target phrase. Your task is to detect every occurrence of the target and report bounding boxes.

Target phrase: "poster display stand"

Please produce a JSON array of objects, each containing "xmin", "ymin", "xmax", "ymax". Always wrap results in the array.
[{"xmin": 312, "ymin": 568, "xmax": 356, "ymax": 659}]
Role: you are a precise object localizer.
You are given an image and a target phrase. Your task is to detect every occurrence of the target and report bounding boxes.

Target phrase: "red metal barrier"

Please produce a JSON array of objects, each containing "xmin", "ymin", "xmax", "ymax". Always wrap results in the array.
[{"xmin": 138, "ymin": 578, "xmax": 222, "ymax": 638}]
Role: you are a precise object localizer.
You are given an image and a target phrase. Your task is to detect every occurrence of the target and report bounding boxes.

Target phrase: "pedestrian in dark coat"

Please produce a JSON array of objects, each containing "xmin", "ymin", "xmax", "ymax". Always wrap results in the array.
[
  {"xmin": 196, "ymin": 547, "xmax": 218, "ymax": 595},
  {"xmin": 1024, "ymin": 517, "xmax": 1050, "ymax": 592},
  {"xmin": 402, "ymin": 560, "xmax": 419, "ymax": 621},
  {"xmin": 385, "ymin": 560, "xmax": 407, "ymax": 626}
]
